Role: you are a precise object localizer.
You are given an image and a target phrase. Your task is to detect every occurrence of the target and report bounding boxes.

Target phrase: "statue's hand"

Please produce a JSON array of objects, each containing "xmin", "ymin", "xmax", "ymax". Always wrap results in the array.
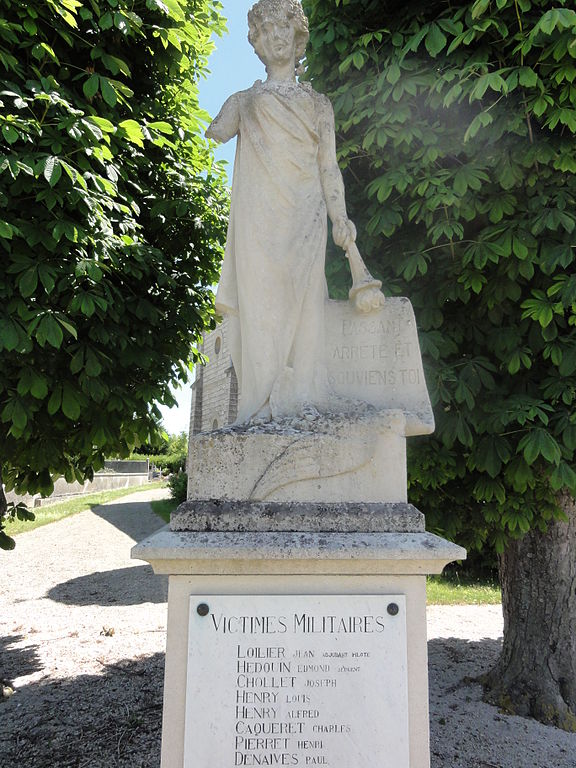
[{"xmin": 333, "ymin": 217, "xmax": 356, "ymax": 250}]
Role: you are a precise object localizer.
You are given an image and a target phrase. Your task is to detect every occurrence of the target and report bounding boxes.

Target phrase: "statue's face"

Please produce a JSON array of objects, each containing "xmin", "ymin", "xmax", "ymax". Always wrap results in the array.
[{"xmin": 254, "ymin": 13, "xmax": 296, "ymax": 68}]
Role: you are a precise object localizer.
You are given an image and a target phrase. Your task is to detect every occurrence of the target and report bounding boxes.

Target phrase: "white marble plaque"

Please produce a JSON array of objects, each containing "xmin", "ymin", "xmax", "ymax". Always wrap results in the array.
[{"xmin": 184, "ymin": 594, "xmax": 409, "ymax": 768}]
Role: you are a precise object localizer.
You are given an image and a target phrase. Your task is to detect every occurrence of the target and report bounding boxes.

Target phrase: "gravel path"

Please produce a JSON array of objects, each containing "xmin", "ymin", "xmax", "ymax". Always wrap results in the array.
[{"xmin": 1, "ymin": 487, "xmax": 575, "ymax": 767}]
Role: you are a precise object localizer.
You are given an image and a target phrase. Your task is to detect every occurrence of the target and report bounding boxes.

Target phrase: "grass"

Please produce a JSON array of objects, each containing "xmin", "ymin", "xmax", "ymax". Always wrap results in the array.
[
  {"xmin": 151, "ymin": 498, "xmax": 177, "ymax": 523},
  {"xmin": 5, "ymin": 482, "xmax": 165, "ymax": 536},
  {"xmin": 427, "ymin": 574, "xmax": 501, "ymax": 605}
]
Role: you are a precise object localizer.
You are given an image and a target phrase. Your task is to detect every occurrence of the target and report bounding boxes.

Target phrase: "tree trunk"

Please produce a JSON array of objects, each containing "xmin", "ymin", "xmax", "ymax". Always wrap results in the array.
[
  {"xmin": 0, "ymin": 465, "xmax": 17, "ymax": 550},
  {"xmin": 482, "ymin": 492, "xmax": 576, "ymax": 731},
  {"xmin": 0, "ymin": 465, "xmax": 7, "ymax": 520}
]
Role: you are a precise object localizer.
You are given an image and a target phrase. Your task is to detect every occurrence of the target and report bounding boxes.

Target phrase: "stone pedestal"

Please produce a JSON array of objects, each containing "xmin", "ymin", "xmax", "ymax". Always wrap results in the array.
[
  {"xmin": 133, "ymin": 297, "xmax": 464, "ymax": 767},
  {"xmin": 132, "ymin": 506, "xmax": 465, "ymax": 768}
]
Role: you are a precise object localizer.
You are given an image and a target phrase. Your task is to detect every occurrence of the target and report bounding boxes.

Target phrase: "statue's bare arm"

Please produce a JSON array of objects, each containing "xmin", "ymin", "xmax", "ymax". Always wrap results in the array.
[
  {"xmin": 206, "ymin": 93, "xmax": 241, "ymax": 144},
  {"xmin": 317, "ymin": 95, "xmax": 356, "ymax": 250}
]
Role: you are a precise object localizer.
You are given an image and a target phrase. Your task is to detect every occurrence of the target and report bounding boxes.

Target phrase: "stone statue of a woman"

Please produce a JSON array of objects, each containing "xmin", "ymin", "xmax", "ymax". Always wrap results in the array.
[{"xmin": 207, "ymin": 0, "xmax": 359, "ymax": 424}]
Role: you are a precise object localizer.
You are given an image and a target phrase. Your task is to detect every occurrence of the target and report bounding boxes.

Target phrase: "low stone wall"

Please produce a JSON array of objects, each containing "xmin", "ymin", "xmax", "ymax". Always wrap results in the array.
[{"xmin": 5, "ymin": 471, "xmax": 150, "ymax": 508}]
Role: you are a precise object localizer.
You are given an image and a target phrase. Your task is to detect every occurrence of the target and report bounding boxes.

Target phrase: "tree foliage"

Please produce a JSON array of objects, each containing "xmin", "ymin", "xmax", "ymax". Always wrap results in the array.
[
  {"xmin": 133, "ymin": 429, "xmax": 188, "ymax": 473},
  {"xmin": 0, "ymin": 0, "xmax": 228, "ymax": 548},
  {"xmin": 304, "ymin": 0, "xmax": 576, "ymax": 555}
]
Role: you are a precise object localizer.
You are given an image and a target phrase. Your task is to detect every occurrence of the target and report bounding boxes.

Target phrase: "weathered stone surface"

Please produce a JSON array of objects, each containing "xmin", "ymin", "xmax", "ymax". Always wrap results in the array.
[
  {"xmin": 171, "ymin": 499, "xmax": 425, "ymax": 533},
  {"xmin": 187, "ymin": 410, "xmax": 407, "ymax": 504},
  {"xmin": 132, "ymin": 528, "xmax": 466, "ymax": 576}
]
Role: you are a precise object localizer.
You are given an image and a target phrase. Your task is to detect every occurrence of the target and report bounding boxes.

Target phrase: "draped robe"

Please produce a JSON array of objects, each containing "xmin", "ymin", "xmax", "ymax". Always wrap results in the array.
[{"xmin": 212, "ymin": 80, "xmax": 330, "ymax": 423}]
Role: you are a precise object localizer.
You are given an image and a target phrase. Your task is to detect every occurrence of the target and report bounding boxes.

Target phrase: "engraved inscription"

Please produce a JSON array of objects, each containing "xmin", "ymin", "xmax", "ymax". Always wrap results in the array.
[
  {"xmin": 323, "ymin": 301, "xmax": 434, "ymax": 432},
  {"xmin": 328, "ymin": 368, "xmax": 422, "ymax": 388},
  {"xmin": 341, "ymin": 318, "xmax": 404, "ymax": 337},
  {"xmin": 331, "ymin": 342, "xmax": 412, "ymax": 361},
  {"xmin": 184, "ymin": 596, "xmax": 410, "ymax": 768}
]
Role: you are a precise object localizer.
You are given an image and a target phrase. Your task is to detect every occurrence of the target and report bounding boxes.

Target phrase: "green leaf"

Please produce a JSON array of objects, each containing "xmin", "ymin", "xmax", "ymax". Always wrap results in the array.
[
  {"xmin": 101, "ymin": 53, "xmax": 131, "ymax": 77},
  {"xmin": 518, "ymin": 67, "xmax": 538, "ymax": 87},
  {"xmin": 62, "ymin": 385, "xmax": 81, "ymax": 420},
  {"xmin": 119, "ymin": 119, "xmax": 144, "ymax": 146},
  {"xmin": 49, "ymin": 0, "xmax": 79, "ymax": 28},
  {"xmin": 425, "ymin": 24, "xmax": 447, "ymax": 57},
  {"xmin": 70, "ymin": 348, "xmax": 84, "ymax": 374},
  {"xmin": 559, "ymin": 345, "xmax": 576, "ymax": 376},
  {"xmin": 43, "ymin": 157, "xmax": 62, "ymax": 187},
  {"xmin": 30, "ymin": 375, "xmax": 49, "ymax": 400},
  {"xmin": 506, "ymin": 349, "xmax": 532, "ymax": 374},
  {"xmin": 504, "ymin": 457, "xmax": 535, "ymax": 493},
  {"xmin": 518, "ymin": 428, "xmax": 562, "ymax": 466},
  {"xmin": 19, "ymin": 267, "xmax": 38, "ymax": 298},
  {"xmin": 521, "ymin": 292, "xmax": 563, "ymax": 328},
  {"xmin": 15, "ymin": 505, "xmax": 36, "ymax": 522},
  {"xmin": 0, "ymin": 220, "xmax": 14, "ymax": 239},
  {"xmin": 80, "ymin": 294, "xmax": 96, "ymax": 317},
  {"xmin": 87, "ymin": 116, "xmax": 115, "ymax": 133},
  {"xmin": 549, "ymin": 462, "xmax": 576, "ymax": 493},
  {"xmin": 85, "ymin": 349, "xmax": 102, "ymax": 376},
  {"xmin": 83, "ymin": 73, "xmax": 99, "ymax": 99},
  {"xmin": 352, "ymin": 50, "xmax": 366, "ymax": 69},
  {"xmin": 17, "ymin": 367, "xmax": 35, "ymax": 396},
  {"xmin": 5, "ymin": 398, "xmax": 28, "ymax": 430},
  {"xmin": 157, "ymin": 0, "xmax": 186, "ymax": 22},
  {"xmin": 0, "ymin": 319, "xmax": 20, "ymax": 351},
  {"xmin": 2, "ymin": 124, "xmax": 19, "ymax": 144},
  {"xmin": 463, "ymin": 112, "xmax": 493, "ymax": 142},
  {"xmin": 473, "ymin": 436, "xmax": 511, "ymax": 477},
  {"xmin": 100, "ymin": 77, "xmax": 117, "ymax": 107},
  {"xmin": 38, "ymin": 265, "xmax": 56, "ymax": 294},
  {"xmin": 99, "ymin": 11, "xmax": 113, "ymax": 29},
  {"xmin": 534, "ymin": 8, "xmax": 576, "ymax": 36},
  {"xmin": 471, "ymin": 0, "xmax": 490, "ymax": 19},
  {"xmin": 0, "ymin": 531, "xmax": 16, "ymax": 551},
  {"xmin": 386, "ymin": 63, "xmax": 401, "ymax": 85},
  {"xmin": 36, "ymin": 315, "xmax": 64, "ymax": 348},
  {"xmin": 47, "ymin": 384, "xmax": 62, "ymax": 416},
  {"xmin": 147, "ymin": 120, "xmax": 174, "ymax": 135},
  {"xmin": 57, "ymin": 316, "xmax": 78, "ymax": 339},
  {"xmin": 473, "ymin": 477, "xmax": 506, "ymax": 504},
  {"xmin": 23, "ymin": 19, "xmax": 37, "ymax": 35}
]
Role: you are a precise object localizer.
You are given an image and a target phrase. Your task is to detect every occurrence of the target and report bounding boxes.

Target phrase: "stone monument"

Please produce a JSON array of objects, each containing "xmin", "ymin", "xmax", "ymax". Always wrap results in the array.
[{"xmin": 132, "ymin": 2, "xmax": 465, "ymax": 767}]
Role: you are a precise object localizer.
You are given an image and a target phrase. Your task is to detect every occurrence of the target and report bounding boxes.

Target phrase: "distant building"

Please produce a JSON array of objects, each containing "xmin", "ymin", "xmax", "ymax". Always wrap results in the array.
[{"xmin": 189, "ymin": 318, "xmax": 238, "ymax": 435}]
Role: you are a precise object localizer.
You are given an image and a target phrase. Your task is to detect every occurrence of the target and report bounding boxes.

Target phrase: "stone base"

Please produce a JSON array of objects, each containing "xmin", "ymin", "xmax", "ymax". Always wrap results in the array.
[
  {"xmin": 187, "ymin": 410, "xmax": 408, "ymax": 503},
  {"xmin": 132, "ymin": 520, "xmax": 465, "ymax": 768},
  {"xmin": 171, "ymin": 500, "xmax": 425, "ymax": 533}
]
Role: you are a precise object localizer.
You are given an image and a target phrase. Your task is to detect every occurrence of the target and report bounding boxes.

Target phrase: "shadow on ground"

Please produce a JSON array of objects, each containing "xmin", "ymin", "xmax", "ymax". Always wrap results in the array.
[
  {"xmin": 90, "ymin": 498, "xmax": 166, "ymax": 543},
  {"xmin": 2, "ymin": 635, "xmax": 573, "ymax": 768},
  {"xmin": 47, "ymin": 565, "xmax": 168, "ymax": 607},
  {"xmin": 428, "ymin": 636, "xmax": 576, "ymax": 768},
  {"xmin": 0, "ymin": 652, "xmax": 164, "ymax": 768},
  {"xmin": 0, "ymin": 635, "xmax": 43, "ymax": 687},
  {"xmin": 428, "ymin": 635, "xmax": 503, "ymax": 751}
]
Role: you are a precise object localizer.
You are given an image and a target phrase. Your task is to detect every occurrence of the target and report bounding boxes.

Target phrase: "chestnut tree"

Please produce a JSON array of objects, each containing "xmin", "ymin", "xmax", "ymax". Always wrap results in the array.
[
  {"xmin": 304, "ymin": 0, "xmax": 576, "ymax": 729},
  {"xmin": 0, "ymin": 0, "xmax": 228, "ymax": 548}
]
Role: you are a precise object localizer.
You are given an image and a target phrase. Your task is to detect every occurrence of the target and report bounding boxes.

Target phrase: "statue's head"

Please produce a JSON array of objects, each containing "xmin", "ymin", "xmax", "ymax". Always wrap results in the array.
[{"xmin": 248, "ymin": 0, "xmax": 309, "ymax": 69}]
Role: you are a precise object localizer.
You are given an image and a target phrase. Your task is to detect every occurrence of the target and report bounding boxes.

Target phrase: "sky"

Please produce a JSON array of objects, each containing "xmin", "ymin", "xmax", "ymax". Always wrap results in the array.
[{"xmin": 157, "ymin": 1, "xmax": 263, "ymax": 434}]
